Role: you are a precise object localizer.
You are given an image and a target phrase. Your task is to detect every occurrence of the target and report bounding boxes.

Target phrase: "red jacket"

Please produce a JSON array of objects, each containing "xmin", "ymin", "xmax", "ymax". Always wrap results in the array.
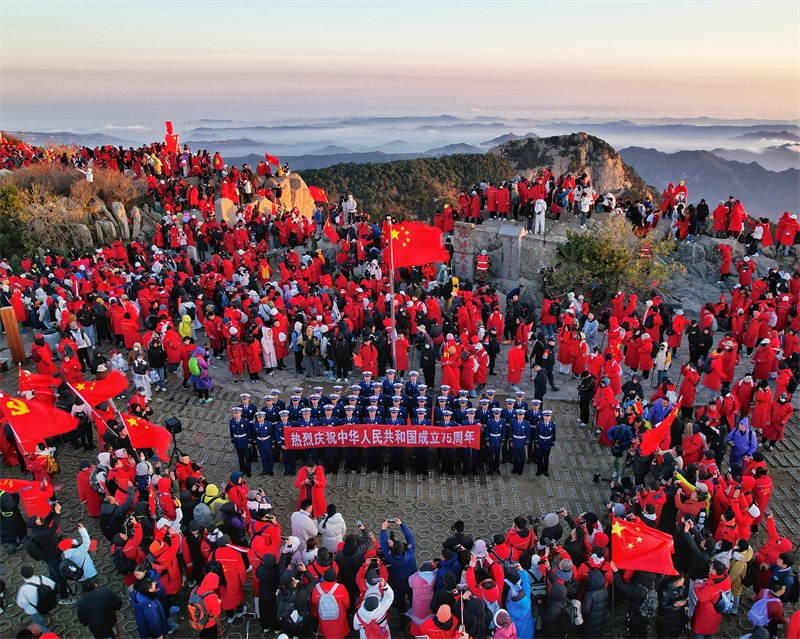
[
  {"xmin": 76, "ymin": 467, "xmax": 102, "ymax": 517},
  {"xmin": 216, "ymin": 544, "xmax": 248, "ymax": 609},
  {"xmin": 295, "ymin": 466, "xmax": 327, "ymax": 517},
  {"xmin": 691, "ymin": 573, "xmax": 730, "ymax": 635},
  {"xmin": 311, "ymin": 580, "xmax": 351, "ymax": 639},
  {"xmin": 194, "ymin": 572, "xmax": 222, "ymax": 628}
]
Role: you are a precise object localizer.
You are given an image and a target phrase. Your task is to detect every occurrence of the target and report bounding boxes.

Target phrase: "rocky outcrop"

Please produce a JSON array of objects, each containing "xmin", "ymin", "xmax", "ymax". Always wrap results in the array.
[
  {"xmin": 490, "ymin": 133, "xmax": 656, "ymax": 202},
  {"xmin": 110, "ymin": 202, "xmax": 131, "ymax": 240},
  {"xmin": 262, "ymin": 173, "xmax": 315, "ymax": 218},
  {"xmin": 131, "ymin": 205, "xmax": 142, "ymax": 238}
]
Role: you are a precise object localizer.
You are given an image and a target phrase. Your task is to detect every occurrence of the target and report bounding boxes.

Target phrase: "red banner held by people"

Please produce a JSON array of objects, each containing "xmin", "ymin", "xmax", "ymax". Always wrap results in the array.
[
  {"xmin": 0, "ymin": 392, "xmax": 78, "ymax": 450},
  {"xmin": 69, "ymin": 371, "xmax": 129, "ymax": 407},
  {"xmin": 285, "ymin": 423, "xmax": 480, "ymax": 450}
]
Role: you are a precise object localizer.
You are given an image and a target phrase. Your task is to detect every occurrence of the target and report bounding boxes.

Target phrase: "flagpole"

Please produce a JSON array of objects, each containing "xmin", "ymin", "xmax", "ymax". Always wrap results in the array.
[
  {"xmin": 388, "ymin": 218, "xmax": 397, "ymax": 371},
  {"xmin": 67, "ymin": 382, "xmax": 115, "ymax": 447}
]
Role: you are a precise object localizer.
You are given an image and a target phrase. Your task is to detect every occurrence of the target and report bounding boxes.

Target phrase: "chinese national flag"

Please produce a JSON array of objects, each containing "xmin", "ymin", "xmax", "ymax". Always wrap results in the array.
[
  {"xmin": 69, "ymin": 371, "xmax": 129, "ymax": 407},
  {"xmin": 308, "ymin": 186, "xmax": 328, "ymax": 203},
  {"xmin": 384, "ymin": 221, "xmax": 449, "ymax": 268},
  {"xmin": 165, "ymin": 134, "xmax": 179, "ymax": 154},
  {"xmin": 265, "ymin": 153, "xmax": 280, "ymax": 167},
  {"xmin": 0, "ymin": 392, "xmax": 78, "ymax": 449},
  {"xmin": 165, "ymin": 121, "xmax": 173, "ymax": 135},
  {"xmin": 19, "ymin": 369, "xmax": 58, "ymax": 394},
  {"xmin": 639, "ymin": 404, "xmax": 679, "ymax": 456},
  {"xmin": 611, "ymin": 517, "xmax": 677, "ymax": 574},
  {"xmin": 119, "ymin": 413, "xmax": 171, "ymax": 459},
  {"xmin": 0, "ymin": 478, "xmax": 51, "ymax": 518},
  {"xmin": 323, "ymin": 218, "xmax": 339, "ymax": 244}
]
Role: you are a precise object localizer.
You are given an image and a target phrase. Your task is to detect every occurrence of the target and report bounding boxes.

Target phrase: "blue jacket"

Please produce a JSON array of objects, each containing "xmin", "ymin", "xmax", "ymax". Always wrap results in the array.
[
  {"xmin": 380, "ymin": 524, "xmax": 417, "ymax": 589},
  {"xmin": 131, "ymin": 590, "xmax": 169, "ymax": 639},
  {"xmin": 506, "ymin": 568, "xmax": 534, "ymax": 638},
  {"xmin": 727, "ymin": 419, "xmax": 757, "ymax": 466},
  {"xmin": 434, "ymin": 553, "xmax": 462, "ymax": 591},
  {"xmin": 608, "ymin": 425, "xmax": 633, "ymax": 449}
]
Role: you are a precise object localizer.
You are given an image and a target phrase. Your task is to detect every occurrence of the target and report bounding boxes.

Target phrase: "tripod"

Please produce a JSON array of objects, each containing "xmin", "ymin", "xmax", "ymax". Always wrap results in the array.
[{"xmin": 167, "ymin": 431, "xmax": 186, "ymax": 468}]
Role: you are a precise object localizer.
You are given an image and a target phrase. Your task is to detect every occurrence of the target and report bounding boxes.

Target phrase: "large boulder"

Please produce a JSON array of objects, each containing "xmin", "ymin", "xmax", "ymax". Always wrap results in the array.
[
  {"xmin": 131, "ymin": 206, "xmax": 142, "ymax": 238},
  {"xmin": 263, "ymin": 173, "xmax": 315, "ymax": 218},
  {"xmin": 74, "ymin": 224, "xmax": 93, "ymax": 249},
  {"xmin": 110, "ymin": 202, "xmax": 131, "ymax": 240},
  {"xmin": 214, "ymin": 198, "xmax": 238, "ymax": 226}
]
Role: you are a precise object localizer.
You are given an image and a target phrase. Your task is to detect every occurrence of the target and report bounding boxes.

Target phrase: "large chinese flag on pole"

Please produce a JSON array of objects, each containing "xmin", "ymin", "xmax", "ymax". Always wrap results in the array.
[
  {"xmin": 323, "ymin": 217, "xmax": 339, "ymax": 244},
  {"xmin": 68, "ymin": 371, "xmax": 129, "ymax": 407},
  {"xmin": 119, "ymin": 413, "xmax": 172, "ymax": 459},
  {"xmin": 308, "ymin": 186, "xmax": 328, "ymax": 203},
  {"xmin": 639, "ymin": 403, "xmax": 680, "ymax": 456},
  {"xmin": 265, "ymin": 153, "xmax": 280, "ymax": 167},
  {"xmin": 611, "ymin": 517, "xmax": 677, "ymax": 574},
  {"xmin": 383, "ymin": 221, "xmax": 449, "ymax": 268},
  {"xmin": 18, "ymin": 368, "xmax": 58, "ymax": 394}
]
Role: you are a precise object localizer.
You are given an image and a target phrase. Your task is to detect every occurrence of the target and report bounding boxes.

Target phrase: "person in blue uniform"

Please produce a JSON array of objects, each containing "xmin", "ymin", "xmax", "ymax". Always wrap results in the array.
[
  {"xmin": 229, "ymin": 406, "xmax": 252, "ymax": 477},
  {"xmin": 287, "ymin": 395, "xmax": 304, "ymax": 422},
  {"xmin": 456, "ymin": 389, "xmax": 473, "ymax": 409},
  {"xmin": 262, "ymin": 394, "xmax": 281, "ymax": 459},
  {"xmin": 275, "ymin": 410, "xmax": 296, "ymax": 476},
  {"xmin": 461, "ymin": 407, "xmax": 480, "ymax": 475},
  {"xmin": 238, "ymin": 393, "xmax": 257, "ymax": 463},
  {"xmin": 405, "ymin": 370, "xmax": 420, "ymax": 398},
  {"xmin": 510, "ymin": 408, "xmax": 530, "ymax": 476},
  {"xmin": 363, "ymin": 405, "xmax": 384, "ymax": 472},
  {"xmin": 296, "ymin": 407, "xmax": 318, "ymax": 464},
  {"xmin": 319, "ymin": 404, "xmax": 339, "ymax": 473},
  {"xmin": 534, "ymin": 409, "xmax": 556, "ymax": 477},
  {"xmin": 433, "ymin": 396, "xmax": 450, "ymax": 426},
  {"xmin": 268, "ymin": 389, "xmax": 286, "ymax": 411},
  {"xmin": 308, "ymin": 394, "xmax": 325, "ymax": 420},
  {"xmin": 382, "ymin": 369, "xmax": 398, "ymax": 397},
  {"xmin": 386, "ymin": 406, "xmax": 405, "ymax": 473},
  {"xmin": 252, "ymin": 410, "xmax": 274, "ymax": 475},
  {"xmin": 412, "ymin": 384, "xmax": 431, "ymax": 412},
  {"xmin": 366, "ymin": 395, "xmax": 386, "ymax": 421},
  {"xmin": 485, "ymin": 407, "xmax": 506, "ymax": 475},
  {"xmin": 389, "ymin": 395, "xmax": 407, "ymax": 423},
  {"xmin": 440, "ymin": 385, "xmax": 455, "ymax": 410},
  {"xmin": 439, "ymin": 410, "xmax": 456, "ymax": 475},
  {"xmin": 414, "ymin": 394, "xmax": 431, "ymax": 421},
  {"xmin": 345, "ymin": 394, "xmax": 363, "ymax": 420},
  {"xmin": 292, "ymin": 387, "xmax": 308, "ymax": 407},
  {"xmin": 329, "ymin": 394, "xmax": 344, "ymax": 420},
  {"xmin": 501, "ymin": 398, "xmax": 516, "ymax": 464},
  {"xmin": 341, "ymin": 404, "xmax": 360, "ymax": 473},
  {"xmin": 358, "ymin": 371, "xmax": 374, "ymax": 396},
  {"xmin": 485, "ymin": 389, "xmax": 500, "ymax": 410},
  {"xmin": 526, "ymin": 399, "xmax": 543, "ymax": 463},
  {"xmin": 411, "ymin": 407, "xmax": 430, "ymax": 474},
  {"xmin": 312, "ymin": 386, "xmax": 329, "ymax": 406},
  {"xmin": 513, "ymin": 390, "xmax": 529, "ymax": 413},
  {"xmin": 453, "ymin": 396, "xmax": 470, "ymax": 424}
]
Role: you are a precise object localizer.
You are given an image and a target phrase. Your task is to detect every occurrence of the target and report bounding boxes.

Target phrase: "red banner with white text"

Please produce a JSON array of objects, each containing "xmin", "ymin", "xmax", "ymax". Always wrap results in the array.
[{"xmin": 285, "ymin": 424, "xmax": 480, "ymax": 449}]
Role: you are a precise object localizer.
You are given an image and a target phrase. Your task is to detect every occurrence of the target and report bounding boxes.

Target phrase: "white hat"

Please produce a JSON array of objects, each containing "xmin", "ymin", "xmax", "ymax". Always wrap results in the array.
[
  {"xmin": 230, "ymin": 327, "xmax": 238, "ymax": 335},
  {"xmin": 748, "ymin": 503, "xmax": 761, "ymax": 518},
  {"xmin": 744, "ymin": 256, "xmax": 750, "ymax": 262}
]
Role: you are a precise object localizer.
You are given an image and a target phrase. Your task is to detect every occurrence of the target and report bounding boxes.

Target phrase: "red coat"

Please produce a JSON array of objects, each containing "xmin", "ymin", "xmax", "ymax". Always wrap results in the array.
[
  {"xmin": 194, "ymin": 573, "xmax": 222, "ymax": 628},
  {"xmin": 245, "ymin": 340, "xmax": 262, "ymax": 373},
  {"xmin": 733, "ymin": 379, "xmax": 756, "ymax": 417},
  {"xmin": 507, "ymin": 347, "xmax": 526, "ymax": 384},
  {"xmin": 679, "ymin": 366, "xmax": 700, "ymax": 408},
  {"xmin": 216, "ymin": 545, "xmax": 248, "ymax": 610},
  {"xmin": 751, "ymin": 388, "xmax": 772, "ymax": 431},
  {"xmin": 311, "ymin": 581, "xmax": 351, "ymax": 639},
  {"xmin": 752, "ymin": 345, "xmax": 777, "ymax": 381},
  {"xmin": 151, "ymin": 533, "xmax": 182, "ymax": 595},
  {"xmin": 394, "ymin": 334, "xmax": 410, "ymax": 371},
  {"xmin": 295, "ymin": 465, "xmax": 327, "ymax": 517},
  {"xmin": 764, "ymin": 399, "xmax": 793, "ymax": 441},
  {"xmin": 76, "ymin": 467, "xmax": 102, "ymax": 517}
]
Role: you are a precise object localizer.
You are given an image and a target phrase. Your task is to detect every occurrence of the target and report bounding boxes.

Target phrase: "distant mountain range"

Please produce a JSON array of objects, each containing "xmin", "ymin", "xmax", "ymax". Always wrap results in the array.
[{"xmin": 618, "ymin": 146, "xmax": 800, "ymax": 219}]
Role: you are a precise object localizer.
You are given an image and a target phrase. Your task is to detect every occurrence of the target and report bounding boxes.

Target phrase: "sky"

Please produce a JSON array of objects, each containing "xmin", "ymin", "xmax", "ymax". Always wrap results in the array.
[{"xmin": 1, "ymin": 0, "xmax": 798, "ymax": 134}]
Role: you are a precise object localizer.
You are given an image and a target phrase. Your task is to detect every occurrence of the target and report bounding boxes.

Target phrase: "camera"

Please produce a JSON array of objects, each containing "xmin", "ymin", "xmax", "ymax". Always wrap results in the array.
[
  {"xmin": 48, "ymin": 497, "xmax": 58, "ymax": 506},
  {"xmin": 356, "ymin": 520, "xmax": 363, "ymax": 527}
]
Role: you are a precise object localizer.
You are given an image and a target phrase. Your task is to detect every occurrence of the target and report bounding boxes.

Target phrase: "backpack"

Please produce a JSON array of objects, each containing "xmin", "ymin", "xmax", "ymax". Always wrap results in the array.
[
  {"xmin": 748, "ymin": 593, "xmax": 779, "ymax": 626},
  {"xmin": 788, "ymin": 572, "xmax": 800, "ymax": 604},
  {"xmin": 188, "ymin": 356, "xmax": 201, "ymax": 377},
  {"xmin": 742, "ymin": 557, "xmax": 758, "ymax": 589},
  {"xmin": 186, "ymin": 305, "xmax": 197, "ymax": 321},
  {"xmin": 34, "ymin": 576, "xmax": 58, "ymax": 614},
  {"xmin": 315, "ymin": 583, "xmax": 341, "ymax": 621},
  {"xmin": 113, "ymin": 544, "xmax": 136, "ymax": 575},
  {"xmin": 207, "ymin": 550, "xmax": 227, "ymax": 588},
  {"xmin": 713, "ymin": 588, "xmax": 734, "ymax": 614},
  {"xmin": 638, "ymin": 587, "xmax": 658, "ymax": 617},
  {"xmin": 25, "ymin": 535, "xmax": 44, "ymax": 561},
  {"xmin": 59, "ymin": 555, "xmax": 85, "ymax": 581},
  {"xmin": 44, "ymin": 455, "xmax": 58, "ymax": 474},
  {"xmin": 650, "ymin": 341, "xmax": 659, "ymax": 359},
  {"xmin": 187, "ymin": 587, "xmax": 211, "ymax": 630},
  {"xmin": 548, "ymin": 301, "xmax": 560, "ymax": 316},
  {"xmin": 701, "ymin": 357, "xmax": 713, "ymax": 374},
  {"xmin": 356, "ymin": 612, "xmax": 388, "ymax": 639},
  {"xmin": 31, "ymin": 348, "xmax": 42, "ymax": 363},
  {"xmin": 276, "ymin": 587, "xmax": 299, "ymax": 627},
  {"xmin": 305, "ymin": 339, "xmax": 318, "ymax": 357}
]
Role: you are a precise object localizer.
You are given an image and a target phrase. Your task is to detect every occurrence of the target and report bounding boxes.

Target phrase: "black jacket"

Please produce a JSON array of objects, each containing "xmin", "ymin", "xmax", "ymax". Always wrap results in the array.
[
  {"xmin": 99, "ymin": 486, "xmax": 135, "ymax": 542},
  {"xmin": 77, "ymin": 584, "xmax": 123, "ymax": 637},
  {"xmin": 580, "ymin": 570, "xmax": 609, "ymax": 638},
  {"xmin": 657, "ymin": 580, "xmax": 687, "ymax": 638},
  {"xmin": 0, "ymin": 489, "xmax": 26, "ymax": 544},
  {"xmin": 27, "ymin": 509, "xmax": 61, "ymax": 560}
]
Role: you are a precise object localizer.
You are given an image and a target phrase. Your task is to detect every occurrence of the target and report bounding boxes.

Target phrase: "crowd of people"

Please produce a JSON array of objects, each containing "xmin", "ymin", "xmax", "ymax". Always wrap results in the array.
[{"xmin": 0, "ymin": 136, "xmax": 799, "ymax": 639}]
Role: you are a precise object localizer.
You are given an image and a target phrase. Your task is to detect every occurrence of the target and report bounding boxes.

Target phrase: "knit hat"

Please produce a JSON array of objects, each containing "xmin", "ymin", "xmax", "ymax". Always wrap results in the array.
[
  {"xmin": 136, "ymin": 462, "xmax": 150, "ymax": 476},
  {"xmin": 324, "ymin": 567, "xmax": 337, "ymax": 582},
  {"xmin": 748, "ymin": 503, "xmax": 761, "ymax": 518},
  {"xmin": 149, "ymin": 540, "xmax": 164, "ymax": 555},
  {"xmin": 543, "ymin": 513, "xmax": 559, "ymax": 528},
  {"xmin": 364, "ymin": 596, "xmax": 380, "ymax": 612},
  {"xmin": 473, "ymin": 539, "xmax": 487, "ymax": 558},
  {"xmin": 216, "ymin": 534, "xmax": 231, "ymax": 546},
  {"xmin": 58, "ymin": 539, "xmax": 74, "ymax": 551}
]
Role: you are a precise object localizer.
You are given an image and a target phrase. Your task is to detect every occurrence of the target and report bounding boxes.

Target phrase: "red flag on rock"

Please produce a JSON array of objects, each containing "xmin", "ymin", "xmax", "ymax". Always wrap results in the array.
[
  {"xmin": 611, "ymin": 516, "xmax": 677, "ymax": 574},
  {"xmin": 384, "ymin": 221, "xmax": 449, "ymax": 268},
  {"xmin": 119, "ymin": 413, "xmax": 171, "ymax": 459},
  {"xmin": 265, "ymin": 153, "xmax": 280, "ymax": 167}
]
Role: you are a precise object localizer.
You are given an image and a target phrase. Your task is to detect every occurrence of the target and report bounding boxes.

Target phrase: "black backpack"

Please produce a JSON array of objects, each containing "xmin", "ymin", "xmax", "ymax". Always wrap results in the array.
[
  {"xmin": 644, "ymin": 314, "xmax": 655, "ymax": 329},
  {"xmin": 25, "ymin": 535, "xmax": 44, "ymax": 561},
  {"xmin": 548, "ymin": 301, "xmax": 560, "ymax": 316},
  {"xmin": 276, "ymin": 586, "xmax": 299, "ymax": 628},
  {"xmin": 59, "ymin": 555, "xmax": 85, "ymax": 581},
  {"xmin": 701, "ymin": 357, "xmax": 713, "ymax": 374},
  {"xmin": 34, "ymin": 577, "xmax": 58, "ymax": 614},
  {"xmin": 650, "ymin": 341, "xmax": 659, "ymax": 359},
  {"xmin": 113, "ymin": 544, "xmax": 136, "ymax": 575},
  {"xmin": 788, "ymin": 572, "xmax": 800, "ymax": 604}
]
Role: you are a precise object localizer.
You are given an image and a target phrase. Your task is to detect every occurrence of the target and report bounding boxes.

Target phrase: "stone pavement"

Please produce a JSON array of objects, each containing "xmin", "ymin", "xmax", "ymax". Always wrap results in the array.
[{"xmin": 1, "ymin": 337, "xmax": 799, "ymax": 638}]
